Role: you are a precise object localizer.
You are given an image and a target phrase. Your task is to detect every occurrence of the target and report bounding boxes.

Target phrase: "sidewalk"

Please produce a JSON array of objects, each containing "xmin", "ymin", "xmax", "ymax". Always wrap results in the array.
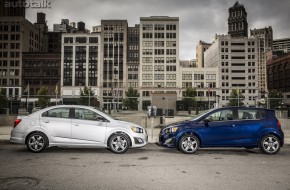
[{"xmin": 1, "ymin": 125, "xmax": 290, "ymax": 144}]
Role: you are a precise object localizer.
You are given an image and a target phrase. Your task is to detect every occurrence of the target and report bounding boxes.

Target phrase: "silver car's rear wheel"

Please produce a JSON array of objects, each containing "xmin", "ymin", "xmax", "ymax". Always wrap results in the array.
[
  {"xmin": 26, "ymin": 132, "xmax": 48, "ymax": 153},
  {"xmin": 109, "ymin": 134, "xmax": 129, "ymax": 154},
  {"xmin": 178, "ymin": 134, "xmax": 199, "ymax": 154},
  {"xmin": 260, "ymin": 135, "xmax": 281, "ymax": 155}
]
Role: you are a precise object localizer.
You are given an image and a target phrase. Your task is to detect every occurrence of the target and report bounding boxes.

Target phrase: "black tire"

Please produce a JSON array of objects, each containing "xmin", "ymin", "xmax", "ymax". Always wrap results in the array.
[
  {"xmin": 259, "ymin": 135, "xmax": 281, "ymax": 155},
  {"xmin": 108, "ymin": 134, "xmax": 130, "ymax": 154},
  {"xmin": 26, "ymin": 132, "xmax": 48, "ymax": 153},
  {"xmin": 178, "ymin": 134, "xmax": 200, "ymax": 154}
]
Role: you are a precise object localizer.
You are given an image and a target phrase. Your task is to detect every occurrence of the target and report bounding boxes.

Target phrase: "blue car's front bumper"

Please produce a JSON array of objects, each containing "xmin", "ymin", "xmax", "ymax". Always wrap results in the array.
[{"xmin": 159, "ymin": 131, "xmax": 177, "ymax": 148}]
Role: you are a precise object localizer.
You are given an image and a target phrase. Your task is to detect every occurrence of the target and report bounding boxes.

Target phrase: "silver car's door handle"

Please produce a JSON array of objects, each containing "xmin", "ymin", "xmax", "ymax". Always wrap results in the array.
[
  {"xmin": 72, "ymin": 123, "xmax": 79, "ymax": 126},
  {"xmin": 43, "ymin": 120, "xmax": 50, "ymax": 123}
]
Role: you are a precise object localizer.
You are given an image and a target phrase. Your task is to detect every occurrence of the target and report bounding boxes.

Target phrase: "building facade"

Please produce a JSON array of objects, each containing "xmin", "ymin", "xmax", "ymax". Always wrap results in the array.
[
  {"xmin": 139, "ymin": 16, "xmax": 180, "ymax": 109},
  {"xmin": 100, "ymin": 20, "xmax": 128, "ymax": 110},
  {"xmin": 228, "ymin": 1, "xmax": 248, "ymax": 38},
  {"xmin": 196, "ymin": 40, "xmax": 211, "ymax": 68},
  {"xmin": 61, "ymin": 33, "xmax": 101, "ymax": 102},
  {"xmin": 0, "ymin": 16, "xmax": 47, "ymax": 98},
  {"xmin": 204, "ymin": 34, "xmax": 258, "ymax": 107},
  {"xmin": 48, "ymin": 32, "xmax": 62, "ymax": 53},
  {"xmin": 127, "ymin": 24, "xmax": 140, "ymax": 89},
  {"xmin": 22, "ymin": 52, "xmax": 61, "ymax": 96},
  {"xmin": 180, "ymin": 65, "xmax": 219, "ymax": 108},
  {"xmin": 267, "ymin": 52, "xmax": 290, "ymax": 102},
  {"xmin": 0, "ymin": 0, "xmax": 26, "ymax": 17},
  {"xmin": 273, "ymin": 38, "xmax": 290, "ymax": 53},
  {"xmin": 250, "ymin": 26, "xmax": 273, "ymax": 95}
]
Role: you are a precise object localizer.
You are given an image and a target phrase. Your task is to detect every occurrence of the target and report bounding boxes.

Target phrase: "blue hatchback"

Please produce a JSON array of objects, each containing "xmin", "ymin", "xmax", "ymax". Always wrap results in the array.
[{"xmin": 159, "ymin": 107, "xmax": 284, "ymax": 154}]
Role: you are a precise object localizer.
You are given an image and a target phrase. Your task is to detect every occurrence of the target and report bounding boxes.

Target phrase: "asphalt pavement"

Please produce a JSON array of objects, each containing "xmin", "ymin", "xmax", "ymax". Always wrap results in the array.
[{"xmin": 0, "ymin": 143, "xmax": 290, "ymax": 190}]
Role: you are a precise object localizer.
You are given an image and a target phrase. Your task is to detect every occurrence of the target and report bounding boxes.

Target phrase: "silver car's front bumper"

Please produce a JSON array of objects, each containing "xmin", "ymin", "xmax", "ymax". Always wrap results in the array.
[{"xmin": 131, "ymin": 131, "xmax": 148, "ymax": 148}]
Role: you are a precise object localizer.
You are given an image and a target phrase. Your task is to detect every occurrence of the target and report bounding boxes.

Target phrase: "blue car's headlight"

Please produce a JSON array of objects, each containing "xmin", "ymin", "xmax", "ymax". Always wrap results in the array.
[{"xmin": 164, "ymin": 126, "xmax": 179, "ymax": 134}]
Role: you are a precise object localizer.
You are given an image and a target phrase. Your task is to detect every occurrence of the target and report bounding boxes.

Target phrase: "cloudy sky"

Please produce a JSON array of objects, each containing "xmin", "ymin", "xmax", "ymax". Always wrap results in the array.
[{"xmin": 26, "ymin": 0, "xmax": 290, "ymax": 60}]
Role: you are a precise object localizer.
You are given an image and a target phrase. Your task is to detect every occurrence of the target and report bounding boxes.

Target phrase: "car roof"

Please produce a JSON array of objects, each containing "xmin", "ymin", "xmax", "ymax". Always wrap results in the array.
[{"xmin": 216, "ymin": 107, "xmax": 272, "ymax": 111}]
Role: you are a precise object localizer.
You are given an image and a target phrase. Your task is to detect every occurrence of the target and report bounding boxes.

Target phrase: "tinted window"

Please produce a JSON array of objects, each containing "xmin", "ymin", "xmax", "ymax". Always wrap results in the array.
[
  {"xmin": 206, "ymin": 109, "xmax": 233, "ymax": 121},
  {"xmin": 238, "ymin": 109, "xmax": 266, "ymax": 120},
  {"xmin": 42, "ymin": 108, "xmax": 70, "ymax": 119},
  {"xmin": 75, "ymin": 108, "xmax": 104, "ymax": 121}
]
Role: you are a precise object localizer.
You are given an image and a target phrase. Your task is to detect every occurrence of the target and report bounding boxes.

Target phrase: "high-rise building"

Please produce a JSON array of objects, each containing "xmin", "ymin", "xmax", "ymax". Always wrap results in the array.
[
  {"xmin": 196, "ymin": 40, "xmax": 211, "ymax": 68},
  {"xmin": 48, "ymin": 32, "xmax": 62, "ymax": 53},
  {"xmin": 204, "ymin": 34, "xmax": 259, "ymax": 107},
  {"xmin": 0, "ymin": 0, "xmax": 26, "ymax": 17},
  {"xmin": 139, "ymin": 16, "xmax": 180, "ymax": 109},
  {"xmin": 100, "ymin": 20, "xmax": 128, "ymax": 110},
  {"xmin": 127, "ymin": 24, "xmax": 140, "ymax": 90},
  {"xmin": 0, "ymin": 15, "xmax": 48, "ymax": 113},
  {"xmin": 61, "ymin": 33, "xmax": 101, "ymax": 103},
  {"xmin": 273, "ymin": 38, "xmax": 290, "ymax": 53},
  {"xmin": 228, "ymin": 1, "xmax": 248, "ymax": 38},
  {"xmin": 267, "ymin": 52, "xmax": 290, "ymax": 102},
  {"xmin": 22, "ymin": 53, "xmax": 61, "ymax": 97},
  {"xmin": 250, "ymin": 27, "xmax": 273, "ymax": 95},
  {"xmin": 0, "ymin": 17, "xmax": 47, "ymax": 96}
]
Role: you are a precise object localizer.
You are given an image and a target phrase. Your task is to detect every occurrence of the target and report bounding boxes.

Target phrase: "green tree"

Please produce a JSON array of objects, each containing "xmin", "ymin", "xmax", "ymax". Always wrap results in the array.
[
  {"xmin": 0, "ymin": 89, "xmax": 8, "ymax": 109},
  {"xmin": 79, "ymin": 86, "xmax": 99, "ymax": 107},
  {"xmin": 183, "ymin": 87, "xmax": 196, "ymax": 110},
  {"xmin": 37, "ymin": 87, "xmax": 50, "ymax": 108},
  {"xmin": 268, "ymin": 90, "xmax": 283, "ymax": 109},
  {"xmin": 123, "ymin": 86, "xmax": 139, "ymax": 110},
  {"xmin": 227, "ymin": 89, "xmax": 245, "ymax": 106}
]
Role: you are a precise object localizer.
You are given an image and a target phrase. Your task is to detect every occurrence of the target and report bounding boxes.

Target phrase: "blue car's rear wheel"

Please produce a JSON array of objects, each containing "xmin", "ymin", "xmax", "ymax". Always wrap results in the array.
[
  {"xmin": 178, "ymin": 134, "xmax": 199, "ymax": 154},
  {"xmin": 260, "ymin": 135, "xmax": 281, "ymax": 155}
]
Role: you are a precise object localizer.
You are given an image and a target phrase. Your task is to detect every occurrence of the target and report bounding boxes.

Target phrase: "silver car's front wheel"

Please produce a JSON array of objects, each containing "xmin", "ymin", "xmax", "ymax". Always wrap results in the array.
[
  {"xmin": 26, "ymin": 132, "xmax": 48, "ymax": 153},
  {"xmin": 109, "ymin": 134, "xmax": 130, "ymax": 154},
  {"xmin": 260, "ymin": 135, "xmax": 281, "ymax": 155},
  {"xmin": 178, "ymin": 134, "xmax": 200, "ymax": 154}
]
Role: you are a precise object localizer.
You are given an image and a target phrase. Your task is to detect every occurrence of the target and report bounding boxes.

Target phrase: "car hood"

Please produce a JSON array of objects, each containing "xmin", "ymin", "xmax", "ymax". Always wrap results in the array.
[
  {"xmin": 162, "ymin": 119, "xmax": 203, "ymax": 130},
  {"xmin": 114, "ymin": 119, "xmax": 143, "ymax": 129}
]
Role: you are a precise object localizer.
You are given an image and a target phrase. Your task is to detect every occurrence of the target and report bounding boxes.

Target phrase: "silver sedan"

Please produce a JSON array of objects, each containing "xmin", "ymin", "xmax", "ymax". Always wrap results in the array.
[{"xmin": 10, "ymin": 105, "xmax": 148, "ymax": 154}]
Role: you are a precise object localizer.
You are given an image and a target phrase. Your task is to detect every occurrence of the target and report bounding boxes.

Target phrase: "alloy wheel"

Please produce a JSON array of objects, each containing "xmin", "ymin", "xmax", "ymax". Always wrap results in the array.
[
  {"xmin": 179, "ymin": 135, "xmax": 199, "ymax": 154},
  {"xmin": 261, "ymin": 135, "xmax": 280, "ymax": 154},
  {"xmin": 110, "ymin": 135, "xmax": 129, "ymax": 153},
  {"xmin": 28, "ymin": 134, "xmax": 46, "ymax": 152}
]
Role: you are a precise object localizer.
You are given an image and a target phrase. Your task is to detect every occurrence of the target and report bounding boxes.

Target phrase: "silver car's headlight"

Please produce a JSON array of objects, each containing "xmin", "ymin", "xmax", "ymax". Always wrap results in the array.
[
  {"xmin": 131, "ymin": 126, "xmax": 144, "ymax": 134},
  {"xmin": 164, "ymin": 126, "xmax": 179, "ymax": 134}
]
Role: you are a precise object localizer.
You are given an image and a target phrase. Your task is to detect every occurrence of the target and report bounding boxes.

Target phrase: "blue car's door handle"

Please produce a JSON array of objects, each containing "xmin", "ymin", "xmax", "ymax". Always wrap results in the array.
[{"xmin": 230, "ymin": 124, "xmax": 236, "ymax": 127}]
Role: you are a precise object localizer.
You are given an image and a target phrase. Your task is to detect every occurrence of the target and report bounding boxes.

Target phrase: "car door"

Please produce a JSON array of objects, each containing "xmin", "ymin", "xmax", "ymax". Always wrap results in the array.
[
  {"xmin": 200, "ymin": 109, "xmax": 237, "ymax": 146},
  {"xmin": 71, "ymin": 108, "xmax": 108, "ymax": 146},
  {"xmin": 40, "ymin": 107, "xmax": 72, "ymax": 145},
  {"xmin": 234, "ymin": 109, "xmax": 267, "ymax": 145}
]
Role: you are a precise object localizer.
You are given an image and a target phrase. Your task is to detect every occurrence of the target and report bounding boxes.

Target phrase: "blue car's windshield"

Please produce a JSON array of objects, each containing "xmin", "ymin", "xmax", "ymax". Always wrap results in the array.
[{"xmin": 190, "ymin": 108, "xmax": 216, "ymax": 121}]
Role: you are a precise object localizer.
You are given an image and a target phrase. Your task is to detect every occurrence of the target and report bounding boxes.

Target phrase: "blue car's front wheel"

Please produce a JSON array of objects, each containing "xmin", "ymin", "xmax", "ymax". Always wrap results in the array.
[{"xmin": 178, "ymin": 134, "xmax": 200, "ymax": 154}]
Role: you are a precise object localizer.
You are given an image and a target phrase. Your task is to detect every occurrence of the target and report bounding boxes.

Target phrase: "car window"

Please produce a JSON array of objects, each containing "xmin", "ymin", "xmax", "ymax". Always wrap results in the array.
[
  {"xmin": 42, "ymin": 108, "xmax": 70, "ymax": 119},
  {"xmin": 238, "ymin": 109, "xmax": 266, "ymax": 120},
  {"xmin": 206, "ymin": 109, "xmax": 233, "ymax": 121},
  {"xmin": 75, "ymin": 108, "xmax": 105, "ymax": 121}
]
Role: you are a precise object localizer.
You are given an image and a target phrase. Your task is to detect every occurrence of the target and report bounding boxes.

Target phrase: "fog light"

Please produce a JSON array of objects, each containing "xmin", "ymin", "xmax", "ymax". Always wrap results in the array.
[
  {"xmin": 134, "ymin": 137, "xmax": 144, "ymax": 144},
  {"xmin": 165, "ymin": 138, "xmax": 173, "ymax": 144}
]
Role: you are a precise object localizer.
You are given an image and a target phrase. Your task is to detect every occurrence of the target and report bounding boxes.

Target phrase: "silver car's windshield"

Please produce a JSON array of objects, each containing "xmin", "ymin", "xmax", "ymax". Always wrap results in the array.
[{"xmin": 93, "ymin": 107, "xmax": 117, "ymax": 120}]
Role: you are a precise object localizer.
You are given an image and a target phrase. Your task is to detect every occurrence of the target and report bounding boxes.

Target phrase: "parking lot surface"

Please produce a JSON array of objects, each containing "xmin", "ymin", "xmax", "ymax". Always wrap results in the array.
[{"xmin": 1, "ymin": 143, "xmax": 290, "ymax": 190}]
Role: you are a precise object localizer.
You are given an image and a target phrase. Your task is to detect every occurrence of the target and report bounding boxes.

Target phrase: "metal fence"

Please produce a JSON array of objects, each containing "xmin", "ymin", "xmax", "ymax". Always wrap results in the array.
[{"xmin": 0, "ymin": 95, "xmax": 289, "ymax": 119}]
